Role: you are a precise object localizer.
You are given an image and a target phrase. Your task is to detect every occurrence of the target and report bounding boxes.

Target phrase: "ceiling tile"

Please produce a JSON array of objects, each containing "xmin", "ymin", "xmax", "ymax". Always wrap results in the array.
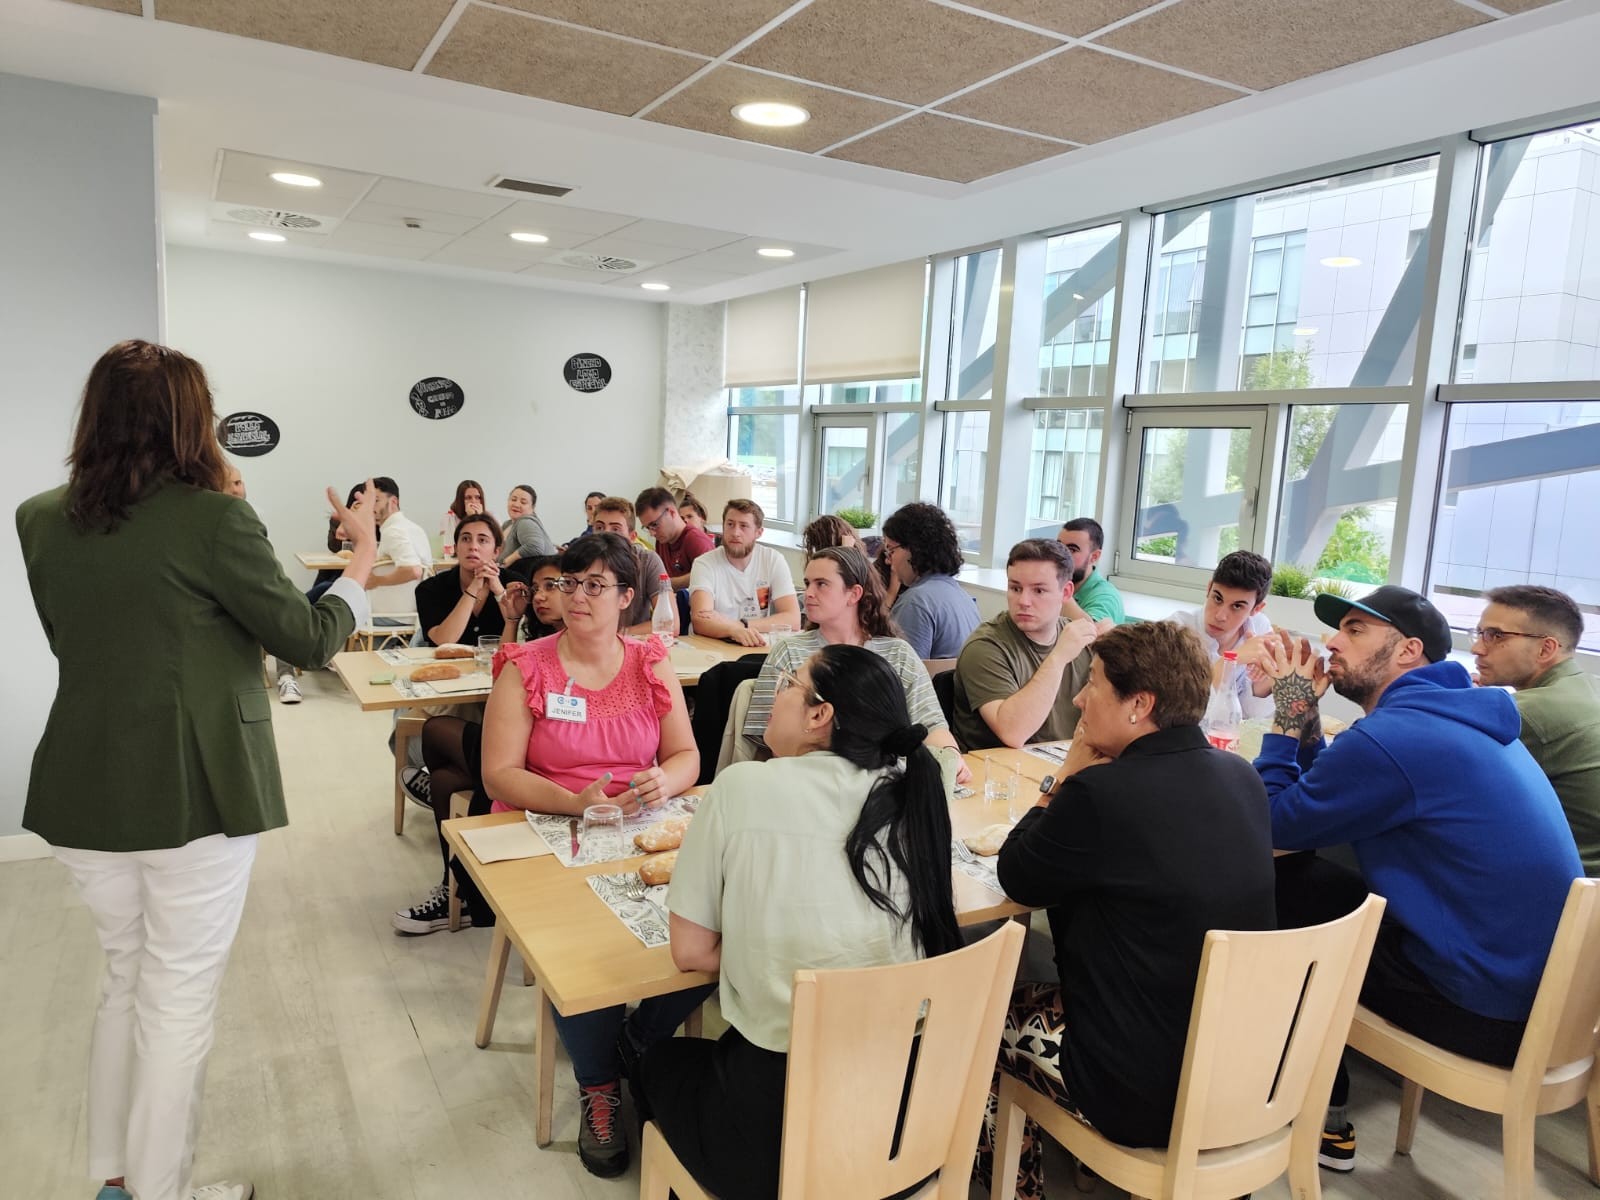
[
  {"xmin": 825, "ymin": 113, "xmax": 1068, "ymax": 183},
  {"xmin": 645, "ymin": 64, "xmax": 909, "ymax": 154},
  {"xmin": 1488, "ymin": 0, "xmax": 1562, "ymax": 10},
  {"xmin": 342, "ymin": 200, "xmax": 481, "ymax": 235},
  {"xmin": 566, "ymin": 236, "xmax": 696, "ymax": 265},
  {"xmin": 326, "ymin": 221, "xmax": 454, "ymax": 251},
  {"xmin": 216, "ymin": 150, "xmax": 377, "ymax": 215},
  {"xmin": 424, "ymin": 5, "xmax": 704, "ymax": 115},
  {"xmin": 691, "ymin": 236, "xmax": 842, "ymax": 272},
  {"xmin": 956, "ymin": 0, "xmax": 1166, "ymax": 38},
  {"xmin": 1095, "ymin": 0, "xmax": 1489, "ymax": 91},
  {"xmin": 519, "ymin": 263, "xmax": 631, "ymax": 284},
  {"xmin": 363, "ymin": 178, "xmax": 513, "ymax": 219},
  {"xmin": 733, "ymin": 0, "xmax": 1060, "ymax": 106},
  {"xmin": 474, "ymin": 198, "xmax": 635, "ymax": 238},
  {"xmin": 449, "ymin": 224, "xmax": 594, "ymax": 254},
  {"xmin": 486, "ymin": 0, "xmax": 794, "ymax": 56},
  {"xmin": 613, "ymin": 220, "xmax": 745, "ymax": 252},
  {"xmin": 941, "ymin": 47, "xmax": 1238, "ymax": 144},
  {"xmin": 155, "ymin": 0, "xmax": 455, "ymax": 71},
  {"xmin": 62, "ymin": 0, "xmax": 141, "ymax": 14},
  {"xmin": 423, "ymin": 243, "xmax": 533, "ymax": 271}
]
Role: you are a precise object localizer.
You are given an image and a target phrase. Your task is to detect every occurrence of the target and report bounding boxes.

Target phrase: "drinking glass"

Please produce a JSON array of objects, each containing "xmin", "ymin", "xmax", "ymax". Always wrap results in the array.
[
  {"xmin": 984, "ymin": 759, "xmax": 1020, "ymax": 817},
  {"xmin": 475, "ymin": 634, "xmax": 501, "ymax": 673},
  {"xmin": 581, "ymin": 803, "xmax": 625, "ymax": 864}
]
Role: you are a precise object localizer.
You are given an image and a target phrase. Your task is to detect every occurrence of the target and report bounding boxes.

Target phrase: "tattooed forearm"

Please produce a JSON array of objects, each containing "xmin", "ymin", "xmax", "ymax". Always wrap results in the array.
[{"xmin": 1271, "ymin": 673, "xmax": 1319, "ymax": 736}]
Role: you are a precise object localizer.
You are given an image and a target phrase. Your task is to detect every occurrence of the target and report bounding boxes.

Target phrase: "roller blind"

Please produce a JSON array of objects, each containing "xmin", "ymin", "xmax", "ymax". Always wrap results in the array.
[
  {"xmin": 724, "ymin": 288, "xmax": 801, "ymax": 388},
  {"xmin": 803, "ymin": 260, "xmax": 927, "ymax": 385}
]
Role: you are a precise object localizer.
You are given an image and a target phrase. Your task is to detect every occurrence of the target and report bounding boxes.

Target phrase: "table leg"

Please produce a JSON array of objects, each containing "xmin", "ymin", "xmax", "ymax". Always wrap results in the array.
[
  {"xmin": 475, "ymin": 926, "xmax": 511, "ymax": 1049},
  {"xmin": 535, "ymin": 990, "xmax": 557, "ymax": 1147}
]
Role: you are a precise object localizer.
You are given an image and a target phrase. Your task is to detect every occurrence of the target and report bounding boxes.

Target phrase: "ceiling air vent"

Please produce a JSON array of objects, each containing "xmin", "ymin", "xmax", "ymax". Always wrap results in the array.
[
  {"xmin": 556, "ymin": 253, "xmax": 640, "ymax": 273},
  {"xmin": 488, "ymin": 175, "xmax": 574, "ymax": 198},
  {"xmin": 226, "ymin": 208, "xmax": 323, "ymax": 230}
]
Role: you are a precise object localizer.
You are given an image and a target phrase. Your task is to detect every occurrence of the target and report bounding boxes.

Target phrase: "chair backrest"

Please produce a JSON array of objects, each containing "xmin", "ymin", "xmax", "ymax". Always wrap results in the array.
[
  {"xmin": 1166, "ymin": 895, "xmax": 1386, "ymax": 1172},
  {"xmin": 776, "ymin": 921, "xmax": 1025, "ymax": 1200},
  {"xmin": 715, "ymin": 677, "xmax": 761, "ymax": 775},
  {"xmin": 930, "ymin": 669, "xmax": 957, "ymax": 727},
  {"xmin": 922, "ymin": 657, "xmax": 959, "ymax": 677},
  {"xmin": 1513, "ymin": 878, "xmax": 1600, "ymax": 1084}
]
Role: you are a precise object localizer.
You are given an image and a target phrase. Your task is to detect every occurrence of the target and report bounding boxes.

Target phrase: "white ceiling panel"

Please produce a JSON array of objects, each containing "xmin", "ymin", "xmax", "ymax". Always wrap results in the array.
[
  {"xmin": 613, "ymin": 219, "xmax": 745, "ymax": 251},
  {"xmin": 325, "ymin": 223, "xmax": 453, "ymax": 253},
  {"xmin": 362, "ymin": 177, "xmax": 514, "ymax": 220},
  {"xmin": 475, "ymin": 198, "xmax": 636, "ymax": 238},
  {"xmin": 566, "ymin": 235, "xmax": 697, "ymax": 265},
  {"xmin": 342, "ymin": 200, "xmax": 483, "ymax": 235},
  {"xmin": 216, "ymin": 150, "xmax": 376, "ymax": 215}
]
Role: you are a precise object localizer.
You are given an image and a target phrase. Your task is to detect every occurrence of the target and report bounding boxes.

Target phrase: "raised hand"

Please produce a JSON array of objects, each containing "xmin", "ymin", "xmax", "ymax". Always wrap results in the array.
[
  {"xmin": 330, "ymin": 480, "xmax": 377, "ymax": 553},
  {"xmin": 499, "ymin": 581, "xmax": 529, "ymax": 620}
]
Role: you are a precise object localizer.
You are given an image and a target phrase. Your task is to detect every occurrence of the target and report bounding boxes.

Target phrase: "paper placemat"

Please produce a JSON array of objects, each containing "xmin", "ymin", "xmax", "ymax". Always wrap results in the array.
[
  {"xmin": 459, "ymin": 821, "xmax": 554, "ymax": 864},
  {"xmin": 377, "ymin": 646, "xmax": 443, "ymax": 666},
  {"xmin": 525, "ymin": 794, "xmax": 699, "ymax": 868},
  {"xmin": 587, "ymin": 871, "xmax": 670, "ymax": 948},
  {"xmin": 952, "ymin": 842, "xmax": 1006, "ymax": 896},
  {"xmin": 1023, "ymin": 741, "xmax": 1070, "ymax": 766},
  {"xmin": 417, "ymin": 671, "xmax": 492, "ymax": 695}
]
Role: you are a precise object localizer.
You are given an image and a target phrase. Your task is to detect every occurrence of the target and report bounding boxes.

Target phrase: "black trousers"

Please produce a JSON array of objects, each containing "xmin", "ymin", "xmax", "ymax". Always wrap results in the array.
[{"xmin": 1274, "ymin": 852, "xmax": 1526, "ymax": 1108}]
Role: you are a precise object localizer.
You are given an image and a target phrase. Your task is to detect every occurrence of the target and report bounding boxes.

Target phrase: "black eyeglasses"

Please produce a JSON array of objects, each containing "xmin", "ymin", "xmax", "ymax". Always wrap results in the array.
[
  {"xmin": 1471, "ymin": 626, "xmax": 1552, "ymax": 646},
  {"xmin": 554, "ymin": 576, "xmax": 627, "ymax": 597}
]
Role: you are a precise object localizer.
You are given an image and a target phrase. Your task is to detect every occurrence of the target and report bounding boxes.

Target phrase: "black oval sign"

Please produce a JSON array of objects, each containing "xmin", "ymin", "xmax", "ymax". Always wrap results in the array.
[
  {"xmin": 563, "ymin": 353, "xmax": 612, "ymax": 393},
  {"xmin": 410, "ymin": 376, "xmax": 464, "ymax": 420},
  {"xmin": 219, "ymin": 411, "xmax": 280, "ymax": 457}
]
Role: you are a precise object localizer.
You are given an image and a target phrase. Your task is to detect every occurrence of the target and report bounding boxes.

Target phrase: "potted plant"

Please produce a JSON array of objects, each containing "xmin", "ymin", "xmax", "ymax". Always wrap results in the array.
[
  {"xmin": 834, "ymin": 506, "xmax": 877, "ymax": 532},
  {"xmin": 1265, "ymin": 562, "xmax": 1319, "ymax": 631}
]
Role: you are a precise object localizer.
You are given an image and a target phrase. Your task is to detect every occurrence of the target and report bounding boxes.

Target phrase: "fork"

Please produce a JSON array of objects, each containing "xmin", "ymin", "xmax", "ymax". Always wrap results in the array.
[
  {"xmin": 951, "ymin": 837, "xmax": 978, "ymax": 865},
  {"xmin": 619, "ymin": 875, "xmax": 671, "ymax": 926}
]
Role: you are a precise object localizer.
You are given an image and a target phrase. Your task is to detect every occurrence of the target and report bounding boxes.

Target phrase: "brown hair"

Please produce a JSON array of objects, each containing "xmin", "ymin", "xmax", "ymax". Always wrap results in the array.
[
  {"xmin": 634, "ymin": 486, "xmax": 677, "ymax": 517},
  {"xmin": 450, "ymin": 479, "xmax": 485, "ymax": 521},
  {"xmin": 807, "ymin": 546, "xmax": 894, "ymax": 640},
  {"xmin": 594, "ymin": 495, "xmax": 637, "ymax": 532},
  {"xmin": 67, "ymin": 340, "xmax": 227, "ymax": 532},
  {"xmin": 1091, "ymin": 622, "xmax": 1210, "ymax": 730},
  {"xmin": 679, "ymin": 494, "xmax": 707, "ymax": 522},
  {"xmin": 723, "ymin": 497, "xmax": 765, "ymax": 526},
  {"xmin": 1006, "ymin": 538, "xmax": 1074, "ymax": 585},
  {"xmin": 804, "ymin": 514, "xmax": 858, "ymax": 556},
  {"xmin": 455, "ymin": 512, "xmax": 504, "ymax": 550}
]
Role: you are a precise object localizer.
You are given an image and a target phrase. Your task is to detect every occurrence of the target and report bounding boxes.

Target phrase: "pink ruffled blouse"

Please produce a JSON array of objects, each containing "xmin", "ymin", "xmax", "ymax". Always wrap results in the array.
[{"xmin": 489, "ymin": 632, "xmax": 673, "ymax": 812}]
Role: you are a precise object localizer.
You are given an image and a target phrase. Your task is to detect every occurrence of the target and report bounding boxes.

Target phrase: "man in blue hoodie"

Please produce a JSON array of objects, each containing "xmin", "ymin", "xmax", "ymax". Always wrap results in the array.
[{"xmin": 1253, "ymin": 585, "xmax": 1580, "ymax": 1172}]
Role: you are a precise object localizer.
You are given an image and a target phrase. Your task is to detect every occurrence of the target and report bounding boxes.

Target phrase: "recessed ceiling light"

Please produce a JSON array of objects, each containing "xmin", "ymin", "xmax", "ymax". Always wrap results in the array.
[
  {"xmin": 640, "ymin": 282, "xmax": 671, "ymax": 292},
  {"xmin": 509, "ymin": 231, "xmax": 549, "ymax": 244},
  {"xmin": 1320, "ymin": 255, "xmax": 1361, "ymax": 269},
  {"xmin": 269, "ymin": 171, "xmax": 322, "ymax": 188},
  {"xmin": 757, "ymin": 247, "xmax": 796, "ymax": 259},
  {"xmin": 248, "ymin": 231, "xmax": 287, "ymax": 243},
  {"xmin": 1293, "ymin": 326, "xmax": 1319, "ymax": 336},
  {"xmin": 731, "ymin": 102, "xmax": 809, "ymax": 128}
]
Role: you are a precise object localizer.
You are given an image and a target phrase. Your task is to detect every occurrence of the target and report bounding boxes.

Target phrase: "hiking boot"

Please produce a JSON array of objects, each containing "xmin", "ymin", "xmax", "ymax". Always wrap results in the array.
[{"xmin": 577, "ymin": 1082, "xmax": 628, "ymax": 1177}]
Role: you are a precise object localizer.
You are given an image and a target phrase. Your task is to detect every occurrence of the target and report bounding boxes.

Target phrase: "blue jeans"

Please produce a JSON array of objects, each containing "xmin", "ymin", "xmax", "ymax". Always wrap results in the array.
[{"xmin": 554, "ymin": 984, "xmax": 717, "ymax": 1088}]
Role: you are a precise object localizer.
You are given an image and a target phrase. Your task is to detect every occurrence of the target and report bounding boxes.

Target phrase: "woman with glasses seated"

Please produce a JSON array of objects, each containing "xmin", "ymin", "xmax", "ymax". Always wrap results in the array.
[
  {"xmin": 495, "ymin": 553, "xmax": 566, "ymax": 643},
  {"xmin": 635, "ymin": 644, "xmax": 962, "ymax": 1200},
  {"xmin": 738, "ymin": 546, "xmax": 971, "ymax": 787}
]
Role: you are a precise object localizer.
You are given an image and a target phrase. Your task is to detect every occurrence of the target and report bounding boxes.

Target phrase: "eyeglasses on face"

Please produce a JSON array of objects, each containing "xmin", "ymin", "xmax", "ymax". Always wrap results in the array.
[
  {"xmin": 881, "ymin": 539, "xmax": 903, "ymax": 557},
  {"xmin": 554, "ymin": 576, "xmax": 627, "ymax": 597},
  {"xmin": 775, "ymin": 668, "xmax": 824, "ymax": 705},
  {"xmin": 1471, "ymin": 626, "xmax": 1551, "ymax": 646},
  {"xmin": 532, "ymin": 579, "xmax": 564, "ymax": 593}
]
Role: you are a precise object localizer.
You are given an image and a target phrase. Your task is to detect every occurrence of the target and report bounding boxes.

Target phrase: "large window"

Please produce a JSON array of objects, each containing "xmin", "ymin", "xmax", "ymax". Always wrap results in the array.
[
  {"xmin": 727, "ymin": 411, "xmax": 798, "ymax": 525},
  {"xmin": 1025, "ymin": 408, "xmax": 1103, "ymax": 539},
  {"xmin": 940, "ymin": 410, "xmax": 989, "ymax": 552},
  {"xmin": 1038, "ymin": 223, "xmax": 1120, "ymax": 398},
  {"xmin": 1126, "ymin": 412, "xmax": 1266, "ymax": 572},
  {"xmin": 814, "ymin": 379, "xmax": 921, "ymax": 404},
  {"xmin": 1142, "ymin": 156, "xmax": 1440, "ymax": 392},
  {"xmin": 949, "ymin": 248, "xmax": 1003, "ymax": 404}
]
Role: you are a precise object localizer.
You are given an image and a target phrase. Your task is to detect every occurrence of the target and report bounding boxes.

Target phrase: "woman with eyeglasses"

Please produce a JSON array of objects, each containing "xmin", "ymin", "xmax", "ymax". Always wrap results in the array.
[
  {"xmin": 738, "ymin": 546, "xmax": 971, "ymax": 786},
  {"xmin": 479, "ymin": 532, "xmax": 704, "ymax": 1178},
  {"xmin": 634, "ymin": 643, "xmax": 962, "ymax": 1200}
]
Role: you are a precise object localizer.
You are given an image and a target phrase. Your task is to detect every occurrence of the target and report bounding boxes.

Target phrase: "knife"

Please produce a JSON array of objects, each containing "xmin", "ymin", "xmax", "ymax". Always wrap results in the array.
[{"xmin": 569, "ymin": 817, "xmax": 580, "ymax": 859}]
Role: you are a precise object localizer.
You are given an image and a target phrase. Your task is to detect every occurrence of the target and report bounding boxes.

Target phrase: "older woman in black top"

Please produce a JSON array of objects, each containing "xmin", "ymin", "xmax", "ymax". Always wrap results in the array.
[{"xmin": 977, "ymin": 621, "xmax": 1276, "ymax": 1199}]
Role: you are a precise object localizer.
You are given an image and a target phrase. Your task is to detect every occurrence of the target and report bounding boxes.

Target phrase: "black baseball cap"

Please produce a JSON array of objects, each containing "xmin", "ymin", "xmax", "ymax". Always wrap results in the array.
[{"xmin": 1313, "ymin": 585, "xmax": 1453, "ymax": 664}]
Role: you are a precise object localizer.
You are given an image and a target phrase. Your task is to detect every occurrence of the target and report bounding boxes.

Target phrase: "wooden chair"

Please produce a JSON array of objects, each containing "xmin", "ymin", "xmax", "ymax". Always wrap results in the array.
[
  {"xmin": 347, "ymin": 614, "xmax": 417, "ymax": 652},
  {"xmin": 1347, "ymin": 877, "xmax": 1600, "ymax": 1199},
  {"xmin": 922, "ymin": 657, "xmax": 959, "ymax": 677},
  {"xmin": 641, "ymin": 920, "xmax": 1026, "ymax": 1200},
  {"xmin": 446, "ymin": 789, "xmax": 471, "ymax": 932},
  {"xmin": 993, "ymin": 895, "xmax": 1386, "ymax": 1200},
  {"xmin": 392, "ymin": 709, "xmax": 427, "ymax": 834}
]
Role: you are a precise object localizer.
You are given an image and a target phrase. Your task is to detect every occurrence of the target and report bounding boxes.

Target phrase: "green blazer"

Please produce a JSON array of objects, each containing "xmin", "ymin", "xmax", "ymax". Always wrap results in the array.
[{"xmin": 17, "ymin": 482, "xmax": 358, "ymax": 851}]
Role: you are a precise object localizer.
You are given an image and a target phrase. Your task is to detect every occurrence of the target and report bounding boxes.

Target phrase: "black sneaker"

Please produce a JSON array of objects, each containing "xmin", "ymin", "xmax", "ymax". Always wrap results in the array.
[
  {"xmin": 577, "ymin": 1083, "xmax": 628, "ymax": 1177},
  {"xmin": 400, "ymin": 766, "xmax": 431, "ymax": 809},
  {"xmin": 392, "ymin": 884, "xmax": 468, "ymax": 935},
  {"xmin": 1319, "ymin": 1123, "xmax": 1356, "ymax": 1171}
]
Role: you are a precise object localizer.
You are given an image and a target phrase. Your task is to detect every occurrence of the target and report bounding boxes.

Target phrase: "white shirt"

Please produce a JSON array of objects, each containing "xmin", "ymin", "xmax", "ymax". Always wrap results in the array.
[
  {"xmin": 372, "ymin": 510, "xmax": 433, "ymax": 615},
  {"xmin": 1165, "ymin": 606, "xmax": 1274, "ymax": 719},
  {"xmin": 687, "ymin": 544, "xmax": 795, "ymax": 624}
]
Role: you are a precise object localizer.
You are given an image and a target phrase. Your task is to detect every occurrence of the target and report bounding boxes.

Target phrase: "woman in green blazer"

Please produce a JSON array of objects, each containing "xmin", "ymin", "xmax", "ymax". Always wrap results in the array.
[{"xmin": 15, "ymin": 340, "xmax": 378, "ymax": 1200}]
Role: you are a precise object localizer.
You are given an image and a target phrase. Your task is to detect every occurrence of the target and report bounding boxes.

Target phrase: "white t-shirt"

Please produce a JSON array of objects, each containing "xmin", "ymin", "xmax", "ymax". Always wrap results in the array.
[
  {"xmin": 1165, "ymin": 606, "xmax": 1274, "ymax": 719},
  {"xmin": 373, "ymin": 510, "xmax": 433, "ymax": 615},
  {"xmin": 687, "ymin": 544, "xmax": 795, "ymax": 624}
]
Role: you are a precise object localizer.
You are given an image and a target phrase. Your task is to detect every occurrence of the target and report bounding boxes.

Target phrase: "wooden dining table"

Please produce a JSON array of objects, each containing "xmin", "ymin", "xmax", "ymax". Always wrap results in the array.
[{"xmin": 441, "ymin": 754, "xmax": 1030, "ymax": 1146}]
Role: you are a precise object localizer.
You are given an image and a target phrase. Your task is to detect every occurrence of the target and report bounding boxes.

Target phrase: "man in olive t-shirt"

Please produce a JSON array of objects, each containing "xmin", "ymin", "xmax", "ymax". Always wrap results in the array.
[{"xmin": 952, "ymin": 539, "xmax": 1104, "ymax": 752}]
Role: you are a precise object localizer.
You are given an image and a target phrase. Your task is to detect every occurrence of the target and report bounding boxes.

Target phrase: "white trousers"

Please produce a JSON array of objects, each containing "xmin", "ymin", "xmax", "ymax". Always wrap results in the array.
[{"xmin": 54, "ymin": 832, "xmax": 258, "ymax": 1200}]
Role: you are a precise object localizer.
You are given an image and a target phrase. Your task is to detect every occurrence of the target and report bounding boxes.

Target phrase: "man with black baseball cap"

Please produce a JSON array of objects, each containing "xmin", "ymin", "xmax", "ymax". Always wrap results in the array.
[{"xmin": 1251, "ymin": 584, "xmax": 1579, "ymax": 1173}]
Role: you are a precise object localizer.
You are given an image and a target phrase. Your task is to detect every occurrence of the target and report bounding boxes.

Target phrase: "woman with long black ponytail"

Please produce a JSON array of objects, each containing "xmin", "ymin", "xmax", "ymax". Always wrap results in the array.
[{"xmin": 631, "ymin": 643, "xmax": 960, "ymax": 1199}]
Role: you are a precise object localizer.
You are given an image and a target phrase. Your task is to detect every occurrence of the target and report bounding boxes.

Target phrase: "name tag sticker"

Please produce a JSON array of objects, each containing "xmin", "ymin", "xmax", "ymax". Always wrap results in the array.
[{"xmin": 547, "ymin": 692, "xmax": 588, "ymax": 723}]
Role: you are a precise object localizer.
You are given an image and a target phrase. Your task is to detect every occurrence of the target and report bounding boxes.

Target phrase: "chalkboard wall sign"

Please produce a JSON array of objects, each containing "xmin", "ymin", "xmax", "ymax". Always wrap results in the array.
[
  {"xmin": 563, "ymin": 353, "xmax": 612, "ymax": 392},
  {"xmin": 219, "ymin": 411, "xmax": 280, "ymax": 457},
  {"xmin": 410, "ymin": 377, "xmax": 465, "ymax": 419}
]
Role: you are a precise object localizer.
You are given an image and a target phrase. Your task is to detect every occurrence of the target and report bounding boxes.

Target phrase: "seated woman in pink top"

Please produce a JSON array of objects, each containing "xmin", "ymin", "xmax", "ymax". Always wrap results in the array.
[{"xmin": 480, "ymin": 532, "xmax": 704, "ymax": 1179}]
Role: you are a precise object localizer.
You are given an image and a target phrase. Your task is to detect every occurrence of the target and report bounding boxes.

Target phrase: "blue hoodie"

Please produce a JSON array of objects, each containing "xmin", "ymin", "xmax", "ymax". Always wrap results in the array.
[{"xmin": 1256, "ymin": 660, "xmax": 1580, "ymax": 1022}]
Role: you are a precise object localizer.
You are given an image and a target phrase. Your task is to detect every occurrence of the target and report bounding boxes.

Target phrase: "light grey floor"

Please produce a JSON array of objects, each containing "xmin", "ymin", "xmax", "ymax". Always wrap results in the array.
[{"xmin": 4, "ymin": 667, "xmax": 1593, "ymax": 1199}]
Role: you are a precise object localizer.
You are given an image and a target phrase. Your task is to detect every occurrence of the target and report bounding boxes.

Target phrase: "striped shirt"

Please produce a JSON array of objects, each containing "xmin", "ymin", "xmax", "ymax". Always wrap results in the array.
[{"xmin": 742, "ymin": 630, "xmax": 947, "ymax": 744}]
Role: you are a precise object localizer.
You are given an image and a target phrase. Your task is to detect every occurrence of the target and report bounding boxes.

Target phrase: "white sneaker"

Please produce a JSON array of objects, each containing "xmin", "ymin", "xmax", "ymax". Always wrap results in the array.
[
  {"xmin": 191, "ymin": 1182, "xmax": 253, "ymax": 1200},
  {"xmin": 277, "ymin": 676, "xmax": 303, "ymax": 704}
]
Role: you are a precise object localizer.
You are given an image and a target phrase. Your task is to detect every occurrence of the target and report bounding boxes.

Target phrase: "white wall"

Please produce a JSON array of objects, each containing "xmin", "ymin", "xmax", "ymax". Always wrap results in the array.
[
  {"xmin": 0, "ymin": 73, "xmax": 161, "ymax": 846},
  {"xmin": 165, "ymin": 247, "xmax": 666, "ymax": 571},
  {"xmin": 660, "ymin": 302, "xmax": 726, "ymax": 471}
]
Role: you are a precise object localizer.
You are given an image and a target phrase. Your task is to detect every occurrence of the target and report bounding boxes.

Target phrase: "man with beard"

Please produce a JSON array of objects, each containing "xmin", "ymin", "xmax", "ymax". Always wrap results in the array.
[
  {"xmin": 1252, "ymin": 585, "xmax": 1580, "ymax": 1173},
  {"xmin": 1056, "ymin": 517, "xmax": 1124, "ymax": 624},
  {"xmin": 688, "ymin": 498, "xmax": 799, "ymax": 647}
]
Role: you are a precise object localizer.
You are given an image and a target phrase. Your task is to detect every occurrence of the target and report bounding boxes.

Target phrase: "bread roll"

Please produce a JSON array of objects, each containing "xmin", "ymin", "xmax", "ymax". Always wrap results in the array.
[
  {"xmin": 963, "ymin": 823, "xmax": 1013, "ymax": 857},
  {"xmin": 434, "ymin": 644, "xmax": 475, "ymax": 660},
  {"xmin": 634, "ymin": 817, "xmax": 690, "ymax": 853},
  {"xmin": 336, "ymin": 548, "xmax": 354, "ymax": 559},
  {"xmin": 639, "ymin": 851, "xmax": 677, "ymax": 887},
  {"xmin": 410, "ymin": 664, "xmax": 462, "ymax": 683}
]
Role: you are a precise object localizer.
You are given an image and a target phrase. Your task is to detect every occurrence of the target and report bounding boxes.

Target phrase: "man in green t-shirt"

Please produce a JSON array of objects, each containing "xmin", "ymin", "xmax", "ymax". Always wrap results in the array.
[
  {"xmin": 951, "ymin": 539, "xmax": 1104, "ymax": 752},
  {"xmin": 1057, "ymin": 517, "xmax": 1125, "ymax": 624},
  {"xmin": 1472, "ymin": 584, "xmax": 1600, "ymax": 874}
]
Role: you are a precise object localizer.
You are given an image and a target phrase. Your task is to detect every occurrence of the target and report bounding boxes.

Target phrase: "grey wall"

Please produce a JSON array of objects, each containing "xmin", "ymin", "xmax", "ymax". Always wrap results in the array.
[{"xmin": 0, "ymin": 73, "xmax": 161, "ymax": 845}]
